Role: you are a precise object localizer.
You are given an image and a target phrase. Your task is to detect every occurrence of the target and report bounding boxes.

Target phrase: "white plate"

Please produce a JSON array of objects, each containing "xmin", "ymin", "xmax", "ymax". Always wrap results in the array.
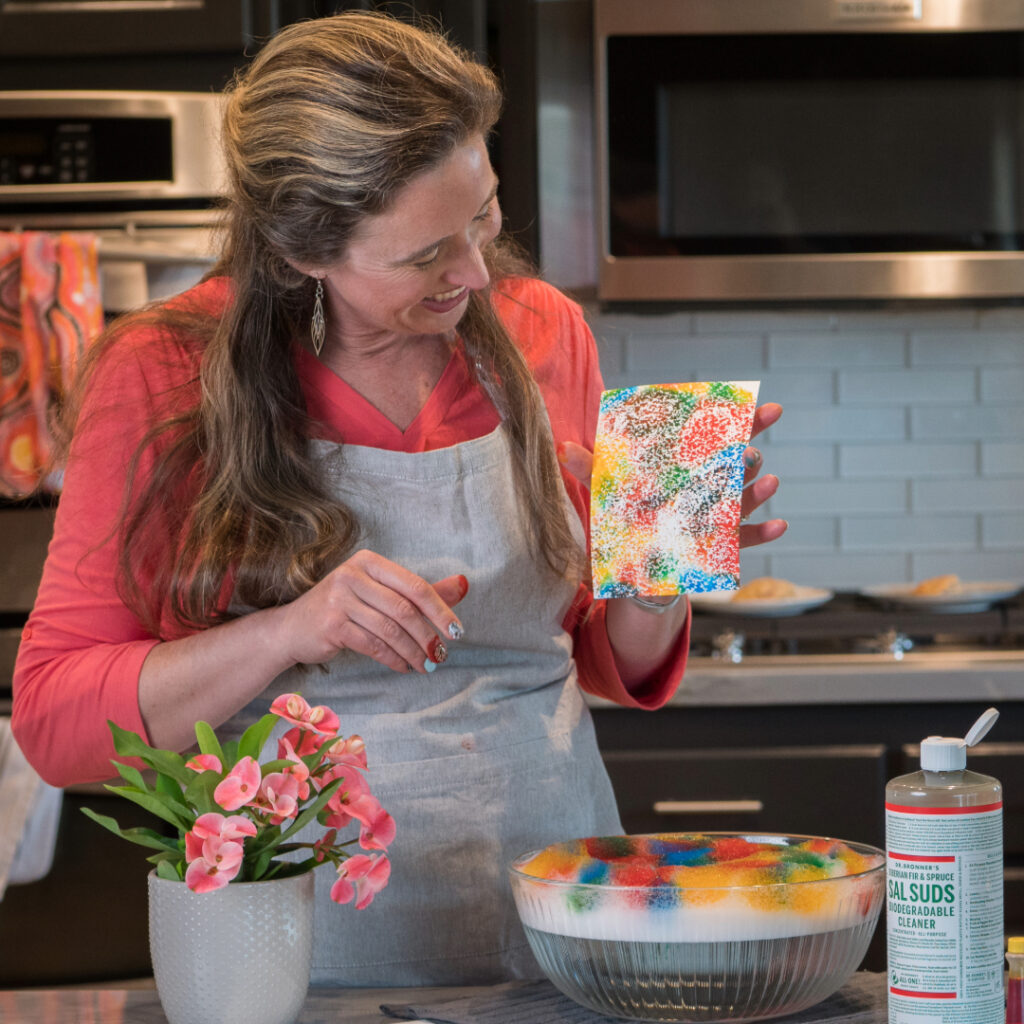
[
  {"xmin": 859, "ymin": 581, "xmax": 1022, "ymax": 614},
  {"xmin": 688, "ymin": 586, "xmax": 834, "ymax": 618}
]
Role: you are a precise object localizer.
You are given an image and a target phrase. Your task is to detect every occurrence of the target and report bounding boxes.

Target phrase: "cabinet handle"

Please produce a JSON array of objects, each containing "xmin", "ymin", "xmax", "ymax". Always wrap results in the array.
[{"xmin": 653, "ymin": 799, "xmax": 763, "ymax": 815}]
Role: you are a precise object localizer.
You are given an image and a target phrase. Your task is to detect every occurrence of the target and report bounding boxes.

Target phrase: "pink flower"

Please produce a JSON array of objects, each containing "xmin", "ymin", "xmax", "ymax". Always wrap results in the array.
[
  {"xmin": 323, "ymin": 734, "xmax": 367, "ymax": 770},
  {"xmin": 330, "ymin": 853, "xmax": 391, "ymax": 909},
  {"xmin": 353, "ymin": 797, "xmax": 395, "ymax": 852},
  {"xmin": 270, "ymin": 694, "xmax": 340, "ymax": 737},
  {"xmin": 214, "ymin": 756, "xmax": 262, "ymax": 811},
  {"xmin": 185, "ymin": 836, "xmax": 245, "ymax": 892},
  {"xmin": 321, "ymin": 777, "xmax": 394, "ymax": 850},
  {"xmin": 185, "ymin": 812, "xmax": 257, "ymax": 863},
  {"xmin": 276, "ymin": 735, "xmax": 312, "ymax": 800},
  {"xmin": 313, "ymin": 829, "xmax": 338, "ymax": 863},
  {"xmin": 320, "ymin": 764, "xmax": 370, "ymax": 830},
  {"xmin": 250, "ymin": 772, "xmax": 300, "ymax": 824},
  {"xmin": 278, "ymin": 726, "xmax": 321, "ymax": 760},
  {"xmin": 185, "ymin": 753, "xmax": 223, "ymax": 773}
]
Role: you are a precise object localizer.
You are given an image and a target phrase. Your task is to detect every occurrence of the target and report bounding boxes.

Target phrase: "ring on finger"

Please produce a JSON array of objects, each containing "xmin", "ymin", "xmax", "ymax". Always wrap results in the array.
[{"xmin": 427, "ymin": 636, "xmax": 448, "ymax": 665}]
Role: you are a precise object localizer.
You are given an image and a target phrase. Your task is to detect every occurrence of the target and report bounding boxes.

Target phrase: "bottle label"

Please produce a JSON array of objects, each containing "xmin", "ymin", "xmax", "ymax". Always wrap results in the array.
[{"xmin": 885, "ymin": 801, "xmax": 1004, "ymax": 1024}]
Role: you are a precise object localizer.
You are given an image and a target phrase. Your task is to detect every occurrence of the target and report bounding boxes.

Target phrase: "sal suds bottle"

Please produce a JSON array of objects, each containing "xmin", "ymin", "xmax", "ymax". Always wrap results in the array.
[{"xmin": 886, "ymin": 707, "xmax": 1004, "ymax": 1024}]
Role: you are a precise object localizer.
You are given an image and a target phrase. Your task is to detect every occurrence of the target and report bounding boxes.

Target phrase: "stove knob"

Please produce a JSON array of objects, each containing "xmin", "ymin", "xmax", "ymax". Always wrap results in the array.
[{"xmin": 712, "ymin": 630, "xmax": 745, "ymax": 664}]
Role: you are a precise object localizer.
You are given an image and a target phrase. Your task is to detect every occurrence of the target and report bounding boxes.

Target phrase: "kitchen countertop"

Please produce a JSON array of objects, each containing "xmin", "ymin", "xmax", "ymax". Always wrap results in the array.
[
  {"xmin": 587, "ymin": 650, "xmax": 1024, "ymax": 708},
  {"xmin": 0, "ymin": 983, "xmax": 487, "ymax": 1024},
  {"xmin": 0, "ymin": 973, "xmax": 889, "ymax": 1024}
]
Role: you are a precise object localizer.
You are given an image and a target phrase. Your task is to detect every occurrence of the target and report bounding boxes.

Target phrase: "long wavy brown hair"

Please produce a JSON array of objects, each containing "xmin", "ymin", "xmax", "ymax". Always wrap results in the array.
[{"xmin": 62, "ymin": 11, "xmax": 582, "ymax": 637}]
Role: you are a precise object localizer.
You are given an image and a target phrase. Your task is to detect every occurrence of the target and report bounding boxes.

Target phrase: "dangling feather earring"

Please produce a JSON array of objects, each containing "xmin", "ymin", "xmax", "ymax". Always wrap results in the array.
[{"xmin": 310, "ymin": 276, "xmax": 326, "ymax": 357}]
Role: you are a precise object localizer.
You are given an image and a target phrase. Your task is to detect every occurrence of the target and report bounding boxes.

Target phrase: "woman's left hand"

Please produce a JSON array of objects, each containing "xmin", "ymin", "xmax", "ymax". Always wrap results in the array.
[
  {"xmin": 737, "ymin": 402, "xmax": 787, "ymax": 548},
  {"xmin": 557, "ymin": 400, "xmax": 788, "ymax": 549}
]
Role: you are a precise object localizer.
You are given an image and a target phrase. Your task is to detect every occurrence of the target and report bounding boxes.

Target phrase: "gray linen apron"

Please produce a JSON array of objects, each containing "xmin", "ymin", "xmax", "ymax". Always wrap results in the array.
[{"xmin": 223, "ymin": 421, "xmax": 622, "ymax": 986}]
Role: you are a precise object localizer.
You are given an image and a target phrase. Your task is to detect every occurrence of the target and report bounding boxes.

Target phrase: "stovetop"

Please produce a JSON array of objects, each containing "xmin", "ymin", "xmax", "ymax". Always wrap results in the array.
[{"xmin": 689, "ymin": 590, "xmax": 1024, "ymax": 662}]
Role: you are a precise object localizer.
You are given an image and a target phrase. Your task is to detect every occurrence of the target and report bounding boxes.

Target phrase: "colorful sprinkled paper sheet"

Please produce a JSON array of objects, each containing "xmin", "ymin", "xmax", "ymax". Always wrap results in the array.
[{"xmin": 590, "ymin": 381, "xmax": 760, "ymax": 597}]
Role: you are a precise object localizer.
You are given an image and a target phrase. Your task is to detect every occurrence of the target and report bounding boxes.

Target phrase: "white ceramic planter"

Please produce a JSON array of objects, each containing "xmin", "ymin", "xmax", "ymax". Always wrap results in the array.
[{"xmin": 148, "ymin": 870, "xmax": 314, "ymax": 1024}]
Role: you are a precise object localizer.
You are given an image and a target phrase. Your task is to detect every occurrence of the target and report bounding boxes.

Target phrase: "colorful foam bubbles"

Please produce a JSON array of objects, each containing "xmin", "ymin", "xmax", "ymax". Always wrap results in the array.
[{"xmin": 518, "ymin": 833, "xmax": 884, "ymax": 918}]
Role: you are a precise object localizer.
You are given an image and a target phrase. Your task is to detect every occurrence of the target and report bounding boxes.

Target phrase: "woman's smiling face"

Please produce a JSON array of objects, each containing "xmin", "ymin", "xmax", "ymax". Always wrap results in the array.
[{"xmin": 319, "ymin": 134, "xmax": 501, "ymax": 348}]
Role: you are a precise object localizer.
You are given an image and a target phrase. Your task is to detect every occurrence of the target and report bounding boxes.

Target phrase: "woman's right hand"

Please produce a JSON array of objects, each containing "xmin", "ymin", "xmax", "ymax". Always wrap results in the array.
[{"xmin": 274, "ymin": 550, "xmax": 468, "ymax": 673}]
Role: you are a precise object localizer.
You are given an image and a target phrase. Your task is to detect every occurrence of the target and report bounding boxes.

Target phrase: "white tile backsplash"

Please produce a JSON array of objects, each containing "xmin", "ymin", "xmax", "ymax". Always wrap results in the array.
[
  {"xmin": 583, "ymin": 300, "xmax": 1024, "ymax": 588},
  {"xmin": 839, "ymin": 442, "xmax": 977, "ymax": 478},
  {"xmin": 911, "ymin": 404, "xmax": 1024, "ymax": 440},
  {"xmin": 913, "ymin": 550, "xmax": 1024, "ymax": 579},
  {"xmin": 770, "ymin": 405, "xmax": 907, "ymax": 442},
  {"xmin": 983, "ymin": 514, "xmax": 1024, "ymax": 548},
  {"xmin": 910, "ymin": 330, "xmax": 1024, "ymax": 365},
  {"xmin": 756, "ymin": 443, "xmax": 836, "ymax": 480},
  {"xmin": 774, "ymin": 478, "xmax": 908, "ymax": 515},
  {"xmin": 982, "ymin": 442, "xmax": 1024, "ymax": 474},
  {"xmin": 840, "ymin": 515, "xmax": 977, "ymax": 551},
  {"xmin": 980, "ymin": 366, "xmax": 1024, "ymax": 401},
  {"xmin": 838, "ymin": 368, "xmax": 976, "ymax": 404},
  {"xmin": 913, "ymin": 476, "xmax": 1024, "ymax": 512},
  {"xmin": 748, "ymin": 370, "xmax": 835, "ymax": 406},
  {"xmin": 768, "ymin": 332, "xmax": 907, "ymax": 368}
]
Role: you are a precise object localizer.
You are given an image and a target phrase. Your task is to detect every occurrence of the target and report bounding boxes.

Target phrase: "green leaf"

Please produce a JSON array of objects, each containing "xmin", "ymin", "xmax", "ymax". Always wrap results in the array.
[
  {"xmin": 81, "ymin": 808, "xmax": 179, "ymax": 852},
  {"xmin": 301, "ymin": 735, "xmax": 338, "ymax": 773},
  {"xmin": 220, "ymin": 739, "xmax": 239, "ymax": 766},
  {"xmin": 107, "ymin": 720, "xmax": 156, "ymax": 762},
  {"xmin": 105, "ymin": 785, "xmax": 193, "ymax": 833},
  {"xmin": 107, "ymin": 721, "xmax": 191, "ymax": 786},
  {"xmin": 183, "ymin": 768, "xmax": 222, "ymax": 817},
  {"xmin": 245, "ymin": 822, "xmax": 282, "ymax": 857},
  {"xmin": 111, "ymin": 760, "xmax": 149, "ymax": 792},
  {"xmin": 193, "ymin": 720, "xmax": 226, "ymax": 765},
  {"xmin": 146, "ymin": 850, "xmax": 186, "ymax": 868},
  {"xmin": 267, "ymin": 860, "xmax": 313, "ymax": 880},
  {"xmin": 250, "ymin": 846, "xmax": 276, "ymax": 881},
  {"xmin": 155, "ymin": 771, "xmax": 190, "ymax": 809},
  {"xmin": 155, "ymin": 859, "xmax": 183, "ymax": 882},
  {"xmin": 237, "ymin": 713, "xmax": 278, "ymax": 763},
  {"xmin": 118, "ymin": 828, "xmax": 182, "ymax": 853}
]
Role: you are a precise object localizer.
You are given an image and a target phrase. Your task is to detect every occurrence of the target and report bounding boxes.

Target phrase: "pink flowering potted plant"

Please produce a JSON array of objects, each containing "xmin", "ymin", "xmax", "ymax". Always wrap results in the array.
[{"xmin": 83, "ymin": 693, "xmax": 394, "ymax": 1024}]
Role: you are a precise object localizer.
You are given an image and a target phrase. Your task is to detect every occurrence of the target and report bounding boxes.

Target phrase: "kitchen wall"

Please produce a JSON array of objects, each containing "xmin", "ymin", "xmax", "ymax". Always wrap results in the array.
[{"xmin": 538, "ymin": 0, "xmax": 1024, "ymax": 591}]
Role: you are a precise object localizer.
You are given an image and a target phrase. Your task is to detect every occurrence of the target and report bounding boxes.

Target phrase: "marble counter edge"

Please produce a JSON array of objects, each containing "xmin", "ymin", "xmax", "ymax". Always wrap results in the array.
[
  {"xmin": 586, "ymin": 659, "xmax": 1024, "ymax": 708},
  {"xmin": 0, "ymin": 983, "xmax": 496, "ymax": 1024}
]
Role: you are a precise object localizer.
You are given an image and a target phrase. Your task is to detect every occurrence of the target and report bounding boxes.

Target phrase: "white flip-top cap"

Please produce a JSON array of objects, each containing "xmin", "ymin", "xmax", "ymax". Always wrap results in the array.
[
  {"xmin": 921, "ymin": 736, "xmax": 967, "ymax": 770},
  {"xmin": 920, "ymin": 707, "xmax": 999, "ymax": 771}
]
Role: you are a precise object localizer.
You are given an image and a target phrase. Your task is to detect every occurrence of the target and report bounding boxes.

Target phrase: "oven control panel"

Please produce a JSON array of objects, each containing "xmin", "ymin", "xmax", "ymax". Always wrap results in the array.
[
  {"xmin": 0, "ymin": 92, "xmax": 225, "ymax": 204},
  {"xmin": 0, "ymin": 117, "xmax": 170, "ymax": 188}
]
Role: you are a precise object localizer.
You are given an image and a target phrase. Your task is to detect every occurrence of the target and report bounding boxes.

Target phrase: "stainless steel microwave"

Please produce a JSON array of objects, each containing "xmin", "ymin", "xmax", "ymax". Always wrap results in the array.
[{"xmin": 595, "ymin": 0, "xmax": 1024, "ymax": 301}]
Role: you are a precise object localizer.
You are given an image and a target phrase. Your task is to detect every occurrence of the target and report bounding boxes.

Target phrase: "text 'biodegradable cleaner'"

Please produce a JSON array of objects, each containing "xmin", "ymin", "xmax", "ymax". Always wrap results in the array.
[{"xmin": 886, "ymin": 707, "xmax": 1004, "ymax": 1024}]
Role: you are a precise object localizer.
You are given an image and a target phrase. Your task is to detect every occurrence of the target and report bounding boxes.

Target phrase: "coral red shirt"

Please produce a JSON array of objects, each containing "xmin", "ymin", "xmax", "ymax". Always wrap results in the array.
[{"xmin": 13, "ymin": 275, "xmax": 688, "ymax": 786}]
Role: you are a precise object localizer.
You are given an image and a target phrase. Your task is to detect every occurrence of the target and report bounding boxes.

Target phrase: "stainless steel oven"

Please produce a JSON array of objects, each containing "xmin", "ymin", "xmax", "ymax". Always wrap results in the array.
[
  {"xmin": 595, "ymin": 0, "xmax": 1024, "ymax": 302},
  {"xmin": 0, "ymin": 90, "xmax": 225, "ymax": 310}
]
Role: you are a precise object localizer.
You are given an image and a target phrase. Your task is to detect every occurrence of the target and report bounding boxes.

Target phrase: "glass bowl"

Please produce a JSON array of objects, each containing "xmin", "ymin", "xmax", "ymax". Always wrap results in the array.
[{"xmin": 508, "ymin": 832, "xmax": 885, "ymax": 1023}]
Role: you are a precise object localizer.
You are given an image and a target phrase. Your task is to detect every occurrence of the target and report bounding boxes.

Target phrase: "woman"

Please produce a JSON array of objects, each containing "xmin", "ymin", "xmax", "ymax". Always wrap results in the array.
[{"xmin": 12, "ymin": 12, "xmax": 785, "ymax": 985}]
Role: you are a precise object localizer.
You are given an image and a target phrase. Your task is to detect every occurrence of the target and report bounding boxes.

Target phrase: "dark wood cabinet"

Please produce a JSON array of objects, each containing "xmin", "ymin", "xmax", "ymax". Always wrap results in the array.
[
  {"xmin": 603, "ymin": 744, "xmax": 887, "ymax": 841},
  {"xmin": 0, "ymin": 3, "xmax": 252, "ymax": 58},
  {"xmin": 0, "ymin": 790, "xmax": 153, "ymax": 987}
]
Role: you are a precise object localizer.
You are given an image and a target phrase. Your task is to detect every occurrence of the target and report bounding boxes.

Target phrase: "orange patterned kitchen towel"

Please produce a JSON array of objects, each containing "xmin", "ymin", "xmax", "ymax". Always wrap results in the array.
[{"xmin": 0, "ymin": 231, "xmax": 103, "ymax": 497}]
